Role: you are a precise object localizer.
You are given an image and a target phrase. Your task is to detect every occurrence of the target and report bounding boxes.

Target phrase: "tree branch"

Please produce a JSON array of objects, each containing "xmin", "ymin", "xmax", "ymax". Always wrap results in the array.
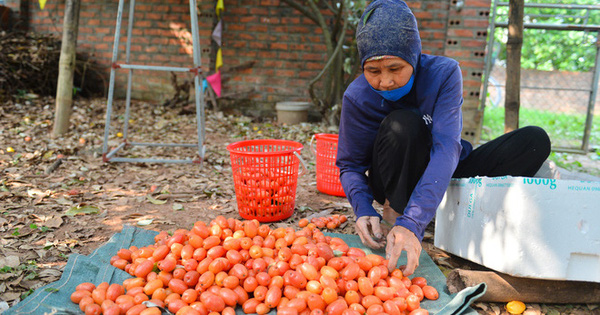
[
  {"xmin": 308, "ymin": 11, "xmax": 349, "ymax": 113},
  {"xmin": 307, "ymin": 0, "xmax": 334, "ymax": 54},
  {"xmin": 279, "ymin": 0, "xmax": 319, "ymax": 24}
]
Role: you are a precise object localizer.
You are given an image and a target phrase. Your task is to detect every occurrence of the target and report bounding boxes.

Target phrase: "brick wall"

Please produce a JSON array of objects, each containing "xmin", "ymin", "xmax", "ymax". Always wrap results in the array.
[
  {"xmin": 443, "ymin": 0, "xmax": 492, "ymax": 140},
  {"xmin": 8, "ymin": 0, "xmax": 491, "ymax": 141}
]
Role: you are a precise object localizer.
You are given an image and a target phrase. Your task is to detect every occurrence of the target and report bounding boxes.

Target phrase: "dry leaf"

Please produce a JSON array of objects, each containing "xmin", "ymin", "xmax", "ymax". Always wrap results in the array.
[
  {"xmin": 65, "ymin": 205, "xmax": 99, "ymax": 216},
  {"xmin": 54, "ymin": 197, "xmax": 72, "ymax": 205},
  {"xmin": 147, "ymin": 195, "xmax": 167, "ymax": 205},
  {"xmin": 137, "ymin": 219, "xmax": 154, "ymax": 226},
  {"xmin": 43, "ymin": 217, "xmax": 63, "ymax": 228},
  {"xmin": 0, "ymin": 256, "xmax": 20, "ymax": 268}
]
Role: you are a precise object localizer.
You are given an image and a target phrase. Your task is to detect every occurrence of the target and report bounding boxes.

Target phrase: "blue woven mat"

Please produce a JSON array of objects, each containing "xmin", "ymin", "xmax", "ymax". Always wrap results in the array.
[{"xmin": 5, "ymin": 226, "xmax": 484, "ymax": 315}]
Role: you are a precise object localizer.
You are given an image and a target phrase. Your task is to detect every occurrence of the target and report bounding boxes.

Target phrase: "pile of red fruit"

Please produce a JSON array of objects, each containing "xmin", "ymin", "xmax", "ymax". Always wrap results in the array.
[
  {"xmin": 298, "ymin": 214, "xmax": 348, "ymax": 230},
  {"xmin": 70, "ymin": 216, "xmax": 438, "ymax": 315}
]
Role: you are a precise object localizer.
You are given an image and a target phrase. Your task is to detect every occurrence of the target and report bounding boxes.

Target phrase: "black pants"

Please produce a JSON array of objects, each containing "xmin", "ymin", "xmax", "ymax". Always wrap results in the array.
[{"xmin": 369, "ymin": 109, "xmax": 551, "ymax": 212}]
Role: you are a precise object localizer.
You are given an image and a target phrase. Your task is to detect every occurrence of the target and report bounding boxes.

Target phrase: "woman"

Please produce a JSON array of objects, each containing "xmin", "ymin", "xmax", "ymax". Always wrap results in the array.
[{"xmin": 336, "ymin": 0, "xmax": 551, "ymax": 276}]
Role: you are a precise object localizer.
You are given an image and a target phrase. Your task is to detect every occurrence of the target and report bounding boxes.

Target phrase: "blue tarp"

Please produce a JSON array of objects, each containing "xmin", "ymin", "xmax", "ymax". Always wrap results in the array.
[{"xmin": 5, "ymin": 225, "xmax": 485, "ymax": 315}]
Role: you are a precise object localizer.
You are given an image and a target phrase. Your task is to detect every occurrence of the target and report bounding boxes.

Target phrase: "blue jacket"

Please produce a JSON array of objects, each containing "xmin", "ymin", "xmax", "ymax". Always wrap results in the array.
[{"xmin": 336, "ymin": 54, "xmax": 473, "ymax": 241}]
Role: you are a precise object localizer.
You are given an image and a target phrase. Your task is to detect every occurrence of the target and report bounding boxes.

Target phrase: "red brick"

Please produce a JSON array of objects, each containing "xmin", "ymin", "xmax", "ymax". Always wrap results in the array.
[
  {"xmin": 244, "ymin": 76, "xmax": 263, "ymax": 84},
  {"xmin": 407, "ymin": 2, "xmax": 422, "ymax": 10},
  {"xmin": 289, "ymin": 43, "xmax": 310, "ymax": 51},
  {"xmin": 461, "ymin": 39, "xmax": 486, "ymax": 48},
  {"xmin": 419, "ymin": 30, "xmax": 433, "ymax": 39},
  {"xmin": 95, "ymin": 27, "xmax": 111, "ymax": 34},
  {"xmin": 464, "ymin": 0, "xmax": 491, "ymax": 8},
  {"xmin": 457, "ymin": 8, "xmax": 480, "ymax": 16},
  {"xmin": 305, "ymin": 62, "xmax": 324, "ymax": 70},
  {"xmin": 153, "ymin": 55, "xmax": 169, "ymax": 62},
  {"xmin": 249, "ymin": 7, "xmax": 269, "ymax": 15},
  {"xmin": 261, "ymin": 16, "xmax": 280, "ymax": 24},
  {"xmin": 258, "ymin": 51, "xmax": 277, "ymax": 59},
  {"xmin": 270, "ymin": 26, "xmax": 286, "ymax": 33},
  {"xmin": 227, "ymin": 24, "xmax": 244, "ymax": 31},
  {"xmin": 256, "ymin": 33, "xmax": 276, "ymax": 41},
  {"xmin": 228, "ymin": 7, "xmax": 249, "ymax": 15},
  {"xmin": 249, "ymin": 42, "xmax": 267, "ymax": 49},
  {"xmin": 247, "ymin": 25, "xmax": 269, "ymax": 32},
  {"xmin": 94, "ymin": 43, "xmax": 109, "ymax": 50},
  {"xmin": 301, "ymin": 53, "xmax": 325, "ymax": 61},
  {"xmin": 79, "ymin": 27, "xmax": 93, "ymax": 34},
  {"xmin": 464, "ymin": 19, "xmax": 489, "ymax": 28},
  {"xmin": 278, "ymin": 52, "xmax": 300, "ymax": 60},
  {"xmin": 171, "ymin": 6, "xmax": 187, "ymax": 13},
  {"xmin": 425, "ymin": 2, "xmax": 447, "ymax": 10},
  {"xmin": 136, "ymin": 20, "xmax": 152, "ymax": 27},
  {"xmin": 414, "ymin": 11, "xmax": 434, "ymax": 19},
  {"xmin": 463, "ymin": 80, "xmax": 482, "ymax": 88},
  {"xmin": 240, "ymin": 16, "xmax": 258, "ymax": 23},
  {"xmin": 433, "ymin": 32, "xmax": 446, "ymax": 39},
  {"xmin": 231, "ymin": 42, "xmax": 247, "ymax": 49},
  {"xmin": 287, "ymin": 26, "xmax": 310, "ymax": 33},
  {"xmin": 146, "ymin": 13, "xmax": 162, "ymax": 20},
  {"xmin": 145, "ymin": 29, "xmax": 162, "ymax": 36},
  {"xmin": 281, "ymin": 17, "xmax": 301, "ymax": 24},
  {"xmin": 126, "ymin": 45, "xmax": 142, "ymax": 52},
  {"xmin": 270, "ymin": 42, "xmax": 288, "ymax": 50},
  {"xmin": 151, "ymin": 38, "xmax": 169, "ymax": 45},
  {"xmin": 444, "ymin": 50, "xmax": 472, "ymax": 58},
  {"xmin": 237, "ymin": 33, "xmax": 255, "ymax": 40},
  {"xmin": 448, "ymin": 29, "xmax": 474, "ymax": 38},
  {"xmin": 237, "ymin": 51, "xmax": 258, "ymax": 58},
  {"xmin": 459, "ymin": 60, "xmax": 485, "ymax": 69},
  {"xmin": 167, "ymin": 55, "xmax": 188, "ymax": 63},
  {"xmin": 80, "ymin": 11, "xmax": 96, "ymax": 18},
  {"xmin": 263, "ymin": 60, "xmax": 285, "ymax": 68},
  {"xmin": 260, "ymin": 0, "xmax": 279, "ymax": 6},
  {"xmin": 420, "ymin": 21, "xmax": 446, "ymax": 29}
]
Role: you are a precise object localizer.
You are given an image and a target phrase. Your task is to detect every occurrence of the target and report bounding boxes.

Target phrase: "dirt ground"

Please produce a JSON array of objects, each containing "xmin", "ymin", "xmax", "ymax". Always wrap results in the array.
[{"xmin": 1, "ymin": 97, "xmax": 599, "ymax": 314}]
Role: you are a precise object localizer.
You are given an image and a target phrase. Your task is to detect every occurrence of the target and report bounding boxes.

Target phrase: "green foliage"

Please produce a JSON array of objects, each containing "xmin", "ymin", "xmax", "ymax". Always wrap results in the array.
[
  {"xmin": 492, "ymin": 0, "xmax": 600, "ymax": 72},
  {"xmin": 481, "ymin": 106, "xmax": 600, "ymax": 176},
  {"xmin": 480, "ymin": 105, "xmax": 599, "ymax": 149}
]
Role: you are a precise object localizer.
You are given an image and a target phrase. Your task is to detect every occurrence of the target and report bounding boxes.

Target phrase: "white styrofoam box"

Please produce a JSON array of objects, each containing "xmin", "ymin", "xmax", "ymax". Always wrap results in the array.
[{"xmin": 434, "ymin": 176, "xmax": 600, "ymax": 282}]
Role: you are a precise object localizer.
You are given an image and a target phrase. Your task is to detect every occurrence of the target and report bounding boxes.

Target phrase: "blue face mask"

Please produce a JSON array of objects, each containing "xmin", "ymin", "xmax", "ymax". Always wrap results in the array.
[{"xmin": 370, "ymin": 75, "xmax": 414, "ymax": 102}]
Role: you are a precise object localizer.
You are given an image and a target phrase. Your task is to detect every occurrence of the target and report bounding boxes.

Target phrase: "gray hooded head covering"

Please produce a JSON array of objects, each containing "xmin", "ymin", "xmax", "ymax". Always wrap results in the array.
[{"xmin": 356, "ymin": 0, "xmax": 422, "ymax": 73}]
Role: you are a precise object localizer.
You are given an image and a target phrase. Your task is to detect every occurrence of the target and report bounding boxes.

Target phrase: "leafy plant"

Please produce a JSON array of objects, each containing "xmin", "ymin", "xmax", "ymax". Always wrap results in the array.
[
  {"xmin": 492, "ymin": 0, "xmax": 600, "ymax": 72},
  {"xmin": 280, "ymin": 0, "xmax": 367, "ymax": 125},
  {"xmin": 481, "ymin": 106, "xmax": 599, "ymax": 149},
  {"xmin": 0, "ymin": 266, "xmax": 13, "ymax": 273}
]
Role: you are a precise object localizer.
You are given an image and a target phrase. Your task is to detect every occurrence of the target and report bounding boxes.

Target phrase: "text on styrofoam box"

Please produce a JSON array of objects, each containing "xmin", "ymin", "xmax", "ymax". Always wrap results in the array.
[
  {"xmin": 485, "ymin": 183, "xmax": 513, "ymax": 188},
  {"xmin": 567, "ymin": 185, "xmax": 600, "ymax": 192},
  {"xmin": 523, "ymin": 178, "xmax": 557, "ymax": 189},
  {"xmin": 467, "ymin": 193, "xmax": 474, "ymax": 218}
]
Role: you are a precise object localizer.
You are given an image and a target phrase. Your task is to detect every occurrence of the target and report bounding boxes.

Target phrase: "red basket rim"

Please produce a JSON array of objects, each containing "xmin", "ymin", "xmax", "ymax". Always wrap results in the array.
[
  {"xmin": 226, "ymin": 139, "xmax": 303, "ymax": 156},
  {"xmin": 314, "ymin": 133, "xmax": 339, "ymax": 141}
]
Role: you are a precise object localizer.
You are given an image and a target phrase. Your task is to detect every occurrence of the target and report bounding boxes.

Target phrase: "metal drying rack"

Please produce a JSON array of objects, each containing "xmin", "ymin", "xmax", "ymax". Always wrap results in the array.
[{"xmin": 102, "ymin": 0, "xmax": 206, "ymax": 164}]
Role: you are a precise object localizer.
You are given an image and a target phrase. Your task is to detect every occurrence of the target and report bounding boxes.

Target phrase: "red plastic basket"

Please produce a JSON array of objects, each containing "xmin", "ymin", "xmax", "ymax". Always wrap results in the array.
[
  {"xmin": 226, "ymin": 139, "xmax": 305, "ymax": 222},
  {"xmin": 312, "ymin": 133, "xmax": 346, "ymax": 197}
]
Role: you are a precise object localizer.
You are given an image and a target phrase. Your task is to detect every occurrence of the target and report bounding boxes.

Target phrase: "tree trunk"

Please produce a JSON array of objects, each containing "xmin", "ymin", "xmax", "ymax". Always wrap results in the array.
[
  {"xmin": 447, "ymin": 269, "xmax": 600, "ymax": 303},
  {"xmin": 52, "ymin": 0, "xmax": 80, "ymax": 136},
  {"xmin": 504, "ymin": 0, "xmax": 524, "ymax": 133}
]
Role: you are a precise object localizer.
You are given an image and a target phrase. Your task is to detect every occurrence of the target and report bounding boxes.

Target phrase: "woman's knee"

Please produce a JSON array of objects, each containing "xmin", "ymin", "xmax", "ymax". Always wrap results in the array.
[{"xmin": 521, "ymin": 126, "xmax": 551, "ymax": 156}]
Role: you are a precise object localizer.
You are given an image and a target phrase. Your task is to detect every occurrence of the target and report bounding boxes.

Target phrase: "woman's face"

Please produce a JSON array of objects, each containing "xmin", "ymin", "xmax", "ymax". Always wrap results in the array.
[{"xmin": 363, "ymin": 57, "xmax": 413, "ymax": 91}]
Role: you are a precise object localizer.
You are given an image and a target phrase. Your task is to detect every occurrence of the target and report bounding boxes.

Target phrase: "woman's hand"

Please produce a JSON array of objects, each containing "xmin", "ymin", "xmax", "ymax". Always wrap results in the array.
[
  {"xmin": 355, "ymin": 216, "xmax": 385, "ymax": 249},
  {"xmin": 385, "ymin": 225, "xmax": 422, "ymax": 276}
]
